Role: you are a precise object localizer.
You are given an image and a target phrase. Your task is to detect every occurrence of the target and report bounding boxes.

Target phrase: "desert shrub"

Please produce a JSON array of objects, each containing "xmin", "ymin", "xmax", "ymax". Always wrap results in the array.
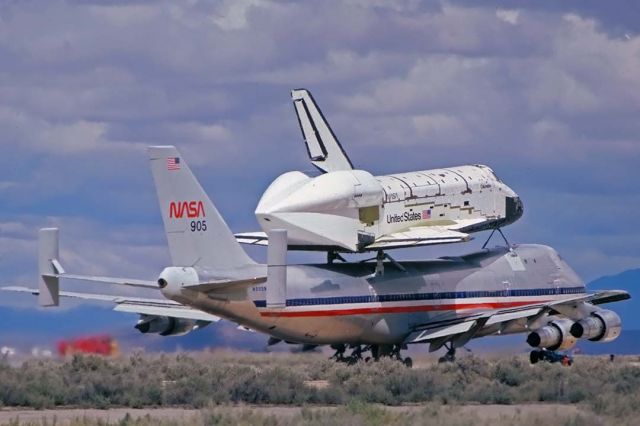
[
  {"xmin": 2, "ymin": 352, "xmax": 640, "ymax": 411},
  {"xmin": 460, "ymin": 377, "xmax": 514, "ymax": 404},
  {"xmin": 566, "ymin": 386, "xmax": 587, "ymax": 403},
  {"xmin": 230, "ymin": 366, "xmax": 312, "ymax": 404},
  {"xmin": 492, "ymin": 358, "xmax": 526, "ymax": 387}
]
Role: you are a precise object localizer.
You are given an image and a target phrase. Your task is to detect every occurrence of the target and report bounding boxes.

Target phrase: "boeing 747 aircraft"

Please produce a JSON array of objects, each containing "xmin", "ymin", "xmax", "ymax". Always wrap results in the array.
[{"xmin": 3, "ymin": 147, "xmax": 628, "ymax": 365}]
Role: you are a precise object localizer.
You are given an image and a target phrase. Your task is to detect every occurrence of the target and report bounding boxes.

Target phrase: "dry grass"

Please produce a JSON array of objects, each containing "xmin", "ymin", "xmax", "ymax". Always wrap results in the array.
[
  {"xmin": 0, "ymin": 351, "xmax": 639, "ymax": 424},
  {"xmin": 0, "ymin": 403, "xmax": 631, "ymax": 426}
]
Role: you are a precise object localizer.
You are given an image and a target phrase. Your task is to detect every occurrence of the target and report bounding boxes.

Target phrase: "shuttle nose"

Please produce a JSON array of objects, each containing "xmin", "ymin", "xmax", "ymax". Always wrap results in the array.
[{"xmin": 505, "ymin": 196, "xmax": 524, "ymax": 224}]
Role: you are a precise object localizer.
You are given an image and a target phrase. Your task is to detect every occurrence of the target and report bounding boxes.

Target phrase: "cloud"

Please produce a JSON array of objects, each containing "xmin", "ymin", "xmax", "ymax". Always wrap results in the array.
[
  {"xmin": 0, "ymin": 0, "xmax": 638, "ymax": 305},
  {"xmin": 411, "ymin": 113, "xmax": 471, "ymax": 146},
  {"xmin": 496, "ymin": 9, "xmax": 519, "ymax": 25},
  {"xmin": 0, "ymin": 213, "xmax": 169, "ymax": 310},
  {"xmin": 211, "ymin": 0, "xmax": 271, "ymax": 31}
]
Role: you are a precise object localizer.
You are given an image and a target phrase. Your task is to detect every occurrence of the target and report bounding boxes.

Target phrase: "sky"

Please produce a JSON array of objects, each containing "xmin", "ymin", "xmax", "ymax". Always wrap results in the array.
[{"xmin": 1, "ymin": 0, "xmax": 639, "ymax": 318}]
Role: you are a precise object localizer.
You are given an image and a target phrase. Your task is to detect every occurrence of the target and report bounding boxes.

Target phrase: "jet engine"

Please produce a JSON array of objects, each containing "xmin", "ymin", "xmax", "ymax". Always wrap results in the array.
[
  {"xmin": 135, "ymin": 315, "xmax": 209, "ymax": 337},
  {"xmin": 570, "ymin": 310, "xmax": 622, "ymax": 342},
  {"xmin": 157, "ymin": 266, "xmax": 199, "ymax": 299},
  {"xmin": 527, "ymin": 318, "xmax": 577, "ymax": 351}
]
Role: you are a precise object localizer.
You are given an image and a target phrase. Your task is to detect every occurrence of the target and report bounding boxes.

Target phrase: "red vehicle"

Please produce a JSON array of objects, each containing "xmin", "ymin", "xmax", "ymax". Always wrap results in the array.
[
  {"xmin": 57, "ymin": 335, "xmax": 119, "ymax": 357},
  {"xmin": 529, "ymin": 349, "xmax": 573, "ymax": 366}
]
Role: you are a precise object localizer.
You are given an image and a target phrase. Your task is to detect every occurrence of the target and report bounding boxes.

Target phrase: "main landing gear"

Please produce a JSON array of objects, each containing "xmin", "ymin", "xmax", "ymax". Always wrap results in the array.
[
  {"xmin": 330, "ymin": 344, "xmax": 413, "ymax": 368},
  {"xmin": 437, "ymin": 343, "xmax": 456, "ymax": 363},
  {"xmin": 329, "ymin": 343, "xmax": 365, "ymax": 364}
]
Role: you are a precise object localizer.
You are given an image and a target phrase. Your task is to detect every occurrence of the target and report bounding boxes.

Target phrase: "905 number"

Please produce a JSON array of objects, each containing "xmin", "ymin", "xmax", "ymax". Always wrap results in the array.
[{"xmin": 190, "ymin": 220, "xmax": 207, "ymax": 232}]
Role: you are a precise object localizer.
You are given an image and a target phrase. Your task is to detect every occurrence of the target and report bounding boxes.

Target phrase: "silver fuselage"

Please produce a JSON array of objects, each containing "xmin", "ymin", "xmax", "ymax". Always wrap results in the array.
[{"xmin": 163, "ymin": 244, "xmax": 585, "ymax": 345}]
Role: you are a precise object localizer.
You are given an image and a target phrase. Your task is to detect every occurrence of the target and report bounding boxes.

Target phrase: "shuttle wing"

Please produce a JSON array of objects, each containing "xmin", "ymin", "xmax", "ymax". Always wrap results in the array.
[
  {"xmin": 291, "ymin": 88, "xmax": 353, "ymax": 173},
  {"xmin": 367, "ymin": 226, "xmax": 471, "ymax": 250},
  {"xmin": 235, "ymin": 227, "xmax": 470, "ymax": 251},
  {"xmin": 447, "ymin": 218, "xmax": 491, "ymax": 232},
  {"xmin": 2, "ymin": 286, "xmax": 220, "ymax": 323}
]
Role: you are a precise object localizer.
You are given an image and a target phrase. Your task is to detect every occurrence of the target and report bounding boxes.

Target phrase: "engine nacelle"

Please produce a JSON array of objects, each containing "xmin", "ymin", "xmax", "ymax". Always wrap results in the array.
[
  {"xmin": 527, "ymin": 318, "xmax": 577, "ymax": 351},
  {"xmin": 135, "ymin": 315, "xmax": 208, "ymax": 337},
  {"xmin": 570, "ymin": 310, "xmax": 622, "ymax": 342},
  {"xmin": 158, "ymin": 266, "xmax": 199, "ymax": 299}
]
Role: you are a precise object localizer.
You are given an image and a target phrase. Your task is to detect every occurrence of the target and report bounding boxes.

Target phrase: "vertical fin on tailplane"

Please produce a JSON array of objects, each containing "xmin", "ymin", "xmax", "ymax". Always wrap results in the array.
[
  {"xmin": 291, "ymin": 88, "xmax": 353, "ymax": 173},
  {"xmin": 148, "ymin": 146, "xmax": 255, "ymax": 269}
]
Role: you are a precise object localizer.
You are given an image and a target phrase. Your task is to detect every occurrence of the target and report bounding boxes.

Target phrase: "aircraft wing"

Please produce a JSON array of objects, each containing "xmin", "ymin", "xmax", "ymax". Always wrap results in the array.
[
  {"xmin": 371, "ymin": 218, "xmax": 494, "ymax": 249},
  {"xmin": 43, "ymin": 264, "xmax": 264, "ymax": 295},
  {"xmin": 2, "ymin": 286, "xmax": 220, "ymax": 323},
  {"xmin": 235, "ymin": 227, "xmax": 471, "ymax": 251},
  {"xmin": 54, "ymin": 274, "xmax": 159, "ymax": 289},
  {"xmin": 366, "ymin": 226, "xmax": 471, "ymax": 250},
  {"xmin": 446, "ymin": 218, "xmax": 491, "ymax": 231},
  {"xmin": 235, "ymin": 232, "xmax": 269, "ymax": 246},
  {"xmin": 406, "ymin": 290, "xmax": 631, "ymax": 349}
]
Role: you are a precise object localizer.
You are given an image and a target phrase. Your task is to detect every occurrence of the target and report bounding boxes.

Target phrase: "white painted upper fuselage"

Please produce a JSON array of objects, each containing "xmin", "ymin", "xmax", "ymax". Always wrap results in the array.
[{"xmin": 160, "ymin": 244, "xmax": 584, "ymax": 346}]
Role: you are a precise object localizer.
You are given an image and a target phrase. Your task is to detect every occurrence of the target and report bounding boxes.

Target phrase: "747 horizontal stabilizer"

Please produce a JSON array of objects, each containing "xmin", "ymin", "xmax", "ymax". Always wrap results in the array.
[{"xmin": 2, "ymin": 286, "xmax": 220, "ymax": 323}]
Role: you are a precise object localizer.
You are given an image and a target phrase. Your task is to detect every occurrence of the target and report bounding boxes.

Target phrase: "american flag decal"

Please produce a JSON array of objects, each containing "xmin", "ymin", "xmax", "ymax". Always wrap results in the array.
[
  {"xmin": 167, "ymin": 157, "xmax": 180, "ymax": 171},
  {"xmin": 422, "ymin": 209, "xmax": 431, "ymax": 220}
]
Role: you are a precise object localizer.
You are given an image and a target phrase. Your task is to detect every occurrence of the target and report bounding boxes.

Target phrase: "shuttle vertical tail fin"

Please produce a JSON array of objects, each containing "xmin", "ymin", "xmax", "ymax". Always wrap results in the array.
[
  {"xmin": 291, "ymin": 88, "xmax": 353, "ymax": 173},
  {"xmin": 148, "ymin": 146, "xmax": 255, "ymax": 269}
]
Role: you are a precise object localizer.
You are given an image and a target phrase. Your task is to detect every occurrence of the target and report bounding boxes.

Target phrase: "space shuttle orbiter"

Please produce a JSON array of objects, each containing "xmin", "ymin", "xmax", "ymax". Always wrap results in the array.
[{"xmin": 236, "ymin": 89, "xmax": 523, "ymax": 253}]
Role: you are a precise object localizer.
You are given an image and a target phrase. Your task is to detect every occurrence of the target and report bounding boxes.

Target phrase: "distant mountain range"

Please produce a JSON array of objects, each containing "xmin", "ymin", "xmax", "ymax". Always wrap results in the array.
[
  {"xmin": 587, "ymin": 268, "xmax": 638, "ymax": 329},
  {"xmin": 1, "ymin": 268, "xmax": 638, "ymax": 356}
]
